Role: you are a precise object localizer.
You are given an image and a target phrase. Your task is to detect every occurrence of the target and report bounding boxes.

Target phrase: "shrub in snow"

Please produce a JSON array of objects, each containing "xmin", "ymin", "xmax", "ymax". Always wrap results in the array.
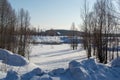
[
  {"xmin": 4, "ymin": 70, "xmax": 20, "ymax": 80},
  {"xmin": 40, "ymin": 74, "xmax": 52, "ymax": 80},
  {"xmin": 49, "ymin": 68, "xmax": 65, "ymax": 76},
  {"xmin": 111, "ymin": 57, "xmax": 120, "ymax": 67},
  {"xmin": 21, "ymin": 68, "xmax": 44, "ymax": 80}
]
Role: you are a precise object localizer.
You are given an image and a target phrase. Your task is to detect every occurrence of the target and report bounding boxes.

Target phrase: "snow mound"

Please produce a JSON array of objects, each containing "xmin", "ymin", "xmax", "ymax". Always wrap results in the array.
[
  {"xmin": 4, "ymin": 70, "xmax": 20, "ymax": 80},
  {"xmin": 111, "ymin": 57, "xmax": 120, "ymax": 67},
  {"xmin": 69, "ymin": 59, "xmax": 98, "ymax": 72},
  {"xmin": 69, "ymin": 60, "xmax": 81, "ymax": 69},
  {"xmin": 70, "ymin": 67, "xmax": 90, "ymax": 80},
  {"xmin": 2, "ymin": 55, "xmax": 120, "ymax": 80},
  {"xmin": 0, "ymin": 49, "xmax": 28, "ymax": 66},
  {"xmin": 49, "ymin": 68, "xmax": 65, "ymax": 76},
  {"xmin": 40, "ymin": 74, "xmax": 53, "ymax": 80},
  {"xmin": 21, "ymin": 67, "xmax": 44, "ymax": 80},
  {"xmin": 81, "ymin": 58, "xmax": 98, "ymax": 71},
  {"xmin": 30, "ymin": 76, "xmax": 41, "ymax": 80},
  {"xmin": 69, "ymin": 60, "xmax": 90, "ymax": 80},
  {"xmin": 0, "ymin": 49, "xmax": 12, "ymax": 60},
  {"xmin": 68, "ymin": 58, "xmax": 120, "ymax": 80}
]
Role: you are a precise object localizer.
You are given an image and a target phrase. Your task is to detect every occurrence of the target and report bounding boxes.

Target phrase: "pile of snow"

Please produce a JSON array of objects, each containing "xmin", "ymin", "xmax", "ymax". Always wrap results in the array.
[
  {"xmin": 69, "ymin": 60, "xmax": 93, "ymax": 80},
  {"xmin": 0, "ymin": 49, "xmax": 28, "ymax": 66},
  {"xmin": 68, "ymin": 58, "xmax": 120, "ymax": 80},
  {"xmin": 1, "ymin": 58, "xmax": 120, "ymax": 80},
  {"xmin": 40, "ymin": 74, "xmax": 52, "ymax": 80},
  {"xmin": 1, "ymin": 48, "xmax": 120, "ymax": 80},
  {"xmin": 21, "ymin": 68, "xmax": 44, "ymax": 80},
  {"xmin": 4, "ymin": 70, "xmax": 20, "ymax": 80},
  {"xmin": 111, "ymin": 57, "xmax": 120, "ymax": 67},
  {"xmin": 69, "ymin": 60, "xmax": 81, "ymax": 68},
  {"xmin": 49, "ymin": 68, "xmax": 65, "ymax": 76}
]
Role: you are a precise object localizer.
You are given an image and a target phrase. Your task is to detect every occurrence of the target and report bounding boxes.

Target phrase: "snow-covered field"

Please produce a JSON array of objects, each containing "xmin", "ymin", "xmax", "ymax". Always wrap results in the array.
[
  {"xmin": 30, "ymin": 44, "xmax": 86, "ymax": 70},
  {"xmin": 32, "ymin": 36, "xmax": 63, "ymax": 44},
  {"xmin": 0, "ymin": 43, "xmax": 120, "ymax": 80}
]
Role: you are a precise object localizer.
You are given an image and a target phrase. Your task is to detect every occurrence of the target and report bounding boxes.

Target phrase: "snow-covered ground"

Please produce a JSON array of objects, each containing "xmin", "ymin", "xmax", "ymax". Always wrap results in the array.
[
  {"xmin": 32, "ymin": 36, "xmax": 62, "ymax": 44},
  {"xmin": 30, "ymin": 44, "xmax": 86, "ymax": 70},
  {"xmin": 0, "ymin": 43, "xmax": 120, "ymax": 80}
]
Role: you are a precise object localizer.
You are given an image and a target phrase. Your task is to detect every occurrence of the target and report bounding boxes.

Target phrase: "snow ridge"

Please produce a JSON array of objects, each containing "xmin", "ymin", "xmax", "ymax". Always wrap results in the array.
[
  {"xmin": 2, "ymin": 58, "xmax": 120, "ymax": 80},
  {"xmin": 0, "ymin": 49, "xmax": 120, "ymax": 80}
]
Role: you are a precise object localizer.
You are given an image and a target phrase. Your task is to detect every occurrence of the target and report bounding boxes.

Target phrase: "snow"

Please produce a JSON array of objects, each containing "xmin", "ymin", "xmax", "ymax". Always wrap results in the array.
[
  {"xmin": 4, "ymin": 70, "xmax": 20, "ymax": 80},
  {"xmin": 40, "ymin": 74, "xmax": 53, "ymax": 80},
  {"xmin": 30, "ymin": 76, "xmax": 41, "ymax": 80},
  {"xmin": 49, "ymin": 68, "xmax": 65, "ymax": 76},
  {"xmin": 32, "ymin": 36, "xmax": 62, "ymax": 44},
  {"xmin": 69, "ymin": 67, "xmax": 90, "ymax": 80},
  {"xmin": 0, "ymin": 49, "xmax": 28, "ymax": 66},
  {"xmin": 1, "ymin": 55, "xmax": 120, "ymax": 80},
  {"xmin": 32, "ymin": 36, "xmax": 82, "ymax": 44},
  {"xmin": 0, "ymin": 49, "xmax": 38, "ymax": 79},
  {"xmin": 69, "ymin": 60, "xmax": 81, "ymax": 68},
  {"xmin": 30, "ymin": 44, "xmax": 86, "ymax": 70},
  {"xmin": 21, "ymin": 68, "xmax": 44, "ymax": 80},
  {"xmin": 81, "ymin": 58, "xmax": 98, "ymax": 71},
  {"xmin": 69, "ymin": 60, "xmax": 91, "ymax": 80},
  {"xmin": 111, "ymin": 57, "xmax": 120, "ymax": 67},
  {"xmin": 0, "ymin": 71, "xmax": 6, "ymax": 79},
  {"xmin": 68, "ymin": 58, "xmax": 120, "ymax": 80},
  {"xmin": 0, "ymin": 43, "xmax": 120, "ymax": 80}
]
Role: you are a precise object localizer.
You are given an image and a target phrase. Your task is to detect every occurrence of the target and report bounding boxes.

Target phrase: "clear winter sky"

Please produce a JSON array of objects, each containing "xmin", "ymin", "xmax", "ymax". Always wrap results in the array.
[{"xmin": 9, "ymin": 0, "xmax": 96, "ymax": 30}]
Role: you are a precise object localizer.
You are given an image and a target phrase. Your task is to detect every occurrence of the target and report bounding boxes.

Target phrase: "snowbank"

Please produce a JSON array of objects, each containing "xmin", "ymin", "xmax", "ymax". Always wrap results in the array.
[
  {"xmin": 0, "ymin": 49, "xmax": 13, "ymax": 60},
  {"xmin": 81, "ymin": 58, "xmax": 98, "ymax": 71},
  {"xmin": 40, "ymin": 74, "xmax": 52, "ymax": 80},
  {"xmin": 4, "ymin": 70, "xmax": 20, "ymax": 80},
  {"xmin": 0, "ymin": 49, "xmax": 28, "ymax": 66},
  {"xmin": 68, "ymin": 58, "xmax": 120, "ymax": 80},
  {"xmin": 69, "ymin": 60, "xmax": 91, "ymax": 80},
  {"xmin": 111, "ymin": 57, "xmax": 120, "ymax": 67},
  {"xmin": 69, "ymin": 60, "xmax": 81, "ymax": 68},
  {"xmin": 30, "ymin": 76, "xmax": 40, "ymax": 80},
  {"xmin": 21, "ymin": 68, "xmax": 44, "ymax": 80},
  {"xmin": 49, "ymin": 68, "xmax": 65, "ymax": 76},
  {"xmin": 1, "ymin": 54, "xmax": 120, "ymax": 80}
]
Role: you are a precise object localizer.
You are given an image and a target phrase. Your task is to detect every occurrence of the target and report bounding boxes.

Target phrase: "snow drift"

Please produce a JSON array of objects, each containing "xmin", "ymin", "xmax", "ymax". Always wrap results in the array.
[
  {"xmin": 0, "ymin": 48, "xmax": 120, "ymax": 80},
  {"xmin": 0, "ymin": 49, "xmax": 28, "ymax": 66},
  {"xmin": 21, "ymin": 68, "xmax": 44, "ymax": 80},
  {"xmin": 1, "ymin": 58, "xmax": 120, "ymax": 80},
  {"xmin": 4, "ymin": 70, "xmax": 20, "ymax": 80},
  {"xmin": 68, "ymin": 58, "xmax": 120, "ymax": 80},
  {"xmin": 111, "ymin": 57, "xmax": 120, "ymax": 67}
]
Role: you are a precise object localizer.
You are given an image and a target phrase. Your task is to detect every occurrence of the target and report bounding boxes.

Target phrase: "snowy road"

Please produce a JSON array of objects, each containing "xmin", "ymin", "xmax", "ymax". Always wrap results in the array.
[{"xmin": 30, "ymin": 44, "xmax": 87, "ymax": 70}]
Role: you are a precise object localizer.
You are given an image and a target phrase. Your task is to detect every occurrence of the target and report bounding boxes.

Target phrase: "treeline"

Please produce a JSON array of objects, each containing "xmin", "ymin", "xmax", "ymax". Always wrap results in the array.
[
  {"xmin": 0, "ymin": 0, "xmax": 32, "ymax": 58},
  {"xmin": 82, "ymin": 0, "xmax": 120, "ymax": 63}
]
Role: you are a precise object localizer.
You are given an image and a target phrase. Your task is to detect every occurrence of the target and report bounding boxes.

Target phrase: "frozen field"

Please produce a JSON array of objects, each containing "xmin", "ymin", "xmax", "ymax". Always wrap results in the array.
[
  {"xmin": 0, "ymin": 44, "xmax": 120, "ymax": 80},
  {"xmin": 30, "ymin": 44, "xmax": 86, "ymax": 70}
]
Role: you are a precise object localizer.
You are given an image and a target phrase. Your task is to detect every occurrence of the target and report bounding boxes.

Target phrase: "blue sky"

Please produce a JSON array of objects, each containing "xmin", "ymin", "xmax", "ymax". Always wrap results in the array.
[{"xmin": 9, "ymin": 0, "xmax": 96, "ymax": 30}]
